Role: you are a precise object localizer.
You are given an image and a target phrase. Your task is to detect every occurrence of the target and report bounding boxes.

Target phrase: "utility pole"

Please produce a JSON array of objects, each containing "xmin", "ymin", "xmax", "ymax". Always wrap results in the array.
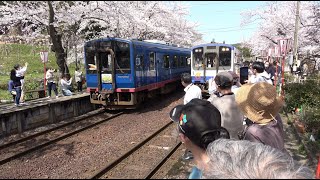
[{"xmin": 293, "ymin": 1, "xmax": 300, "ymax": 65}]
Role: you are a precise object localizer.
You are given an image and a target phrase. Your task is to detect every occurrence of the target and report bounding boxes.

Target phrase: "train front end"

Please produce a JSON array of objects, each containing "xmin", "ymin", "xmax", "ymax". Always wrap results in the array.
[
  {"xmin": 191, "ymin": 44, "xmax": 236, "ymax": 96},
  {"xmin": 84, "ymin": 38, "xmax": 137, "ymax": 108}
]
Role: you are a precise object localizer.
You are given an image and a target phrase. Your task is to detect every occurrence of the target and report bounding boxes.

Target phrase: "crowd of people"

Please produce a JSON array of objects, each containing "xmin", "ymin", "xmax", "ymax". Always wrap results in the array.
[
  {"xmin": 8, "ymin": 64, "xmax": 84, "ymax": 106},
  {"xmin": 174, "ymin": 67, "xmax": 314, "ymax": 178}
]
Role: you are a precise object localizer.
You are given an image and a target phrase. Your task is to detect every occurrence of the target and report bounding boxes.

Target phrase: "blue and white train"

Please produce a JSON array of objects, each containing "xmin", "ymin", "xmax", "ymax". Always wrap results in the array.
[
  {"xmin": 190, "ymin": 43, "xmax": 241, "ymax": 96},
  {"xmin": 84, "ymin": 37, "xmax": 191, "ymax": 108}
]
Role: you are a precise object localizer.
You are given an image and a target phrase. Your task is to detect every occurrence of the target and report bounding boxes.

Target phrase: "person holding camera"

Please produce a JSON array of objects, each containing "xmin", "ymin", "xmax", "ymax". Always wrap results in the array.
[
  {"xmin": 60, "ymin": 74, "xmax": 73, "ymax": 96},
  {"xmin": 45, "ymin": 67, "xmax": 59, "ymax": 98}
]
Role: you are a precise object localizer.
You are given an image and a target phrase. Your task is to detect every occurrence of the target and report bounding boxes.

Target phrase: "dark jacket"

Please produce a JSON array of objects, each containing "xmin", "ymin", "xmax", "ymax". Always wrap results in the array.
[
  {"xmin": 243, "ymin": 114, "xmax": 285, "ymax": 152},
  {"xmin": 265, "ymin": 66, "xmax": 275, "ymax": 79},
  {"xmin": 10, "ymin": 75, "xmax": 23, "ymax": 87}
]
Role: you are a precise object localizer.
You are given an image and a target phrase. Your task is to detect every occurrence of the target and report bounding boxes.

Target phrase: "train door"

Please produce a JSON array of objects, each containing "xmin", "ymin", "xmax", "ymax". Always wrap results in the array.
[
  {"xmin": 148, "ymin": 51, "xmax": 157, "ymax": 84},
  {"xmin": 100, "ymin": 50, "xmax": 115, "ymax": 91},
  {"xmin": 135, "ymin": 45, "xmax": 147, "ymax": 87},
  {"xmin": 155, "ymin": 53, "xmax": 163, "ymax": 82},
  {"xmin": 142, "ymin": 50, "xmax": 148, "ymax": 86},
  {"xmin": 162, "ymin": 54, "xmax": 170, "ymax": 80}
]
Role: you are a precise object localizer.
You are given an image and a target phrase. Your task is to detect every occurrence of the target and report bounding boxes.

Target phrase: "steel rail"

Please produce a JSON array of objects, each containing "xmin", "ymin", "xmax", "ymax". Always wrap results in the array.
[
  {"xmin": 0, "ymin": 111, "xmax": 124, "ymax": 166},
  {"xmin": 0, "ymin": 108, "xmax": 106, "ymax": 150},
  {"xmin": 144, "ymin": 142, "xmax": 182, "ymax": 179},
  {"xmin": 90, "ymin": 121, "xmax": 173, "ymax": 179}
]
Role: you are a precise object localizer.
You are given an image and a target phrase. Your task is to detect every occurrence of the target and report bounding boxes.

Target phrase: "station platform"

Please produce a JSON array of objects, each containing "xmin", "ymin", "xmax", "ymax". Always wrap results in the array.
[{"xmin": 0, "ymin": 93, "xmax": 96, "ymax": 137}]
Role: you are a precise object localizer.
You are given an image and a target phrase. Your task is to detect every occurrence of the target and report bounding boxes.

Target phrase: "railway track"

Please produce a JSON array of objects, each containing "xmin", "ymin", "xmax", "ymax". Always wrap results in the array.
[
  {"xmin": 90, "ymin": 121, "xmax": 182, "ymax": 179},
  {"xmin": 0, "ymin": 109, "xmax": 124, "ymax": 166},
  {"xmin": 0, "ymin": 108, "xmax": 105, "ymax": 150}
]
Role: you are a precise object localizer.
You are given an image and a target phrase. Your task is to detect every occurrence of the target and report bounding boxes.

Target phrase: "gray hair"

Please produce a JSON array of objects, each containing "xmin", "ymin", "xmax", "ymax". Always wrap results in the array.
[{"xmin": 204, "ymin": 139, "xmax": 313, "ymax": 179}]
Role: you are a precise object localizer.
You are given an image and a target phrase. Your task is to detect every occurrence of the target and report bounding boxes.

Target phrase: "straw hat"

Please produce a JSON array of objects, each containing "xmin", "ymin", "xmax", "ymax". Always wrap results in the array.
[{"xmin": 235, "ymin": 82, "xmax": 284, "ymax": 124}]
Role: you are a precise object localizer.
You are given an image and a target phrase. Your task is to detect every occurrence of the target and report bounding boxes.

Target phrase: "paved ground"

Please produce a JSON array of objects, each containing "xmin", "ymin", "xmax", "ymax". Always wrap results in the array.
[{"xmin": 162, "ymin": 113, "xmax": 316, "ymax": 179}]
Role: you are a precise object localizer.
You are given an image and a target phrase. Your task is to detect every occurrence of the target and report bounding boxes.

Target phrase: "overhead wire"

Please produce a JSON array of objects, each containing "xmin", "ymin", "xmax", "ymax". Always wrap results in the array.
[{"xmin": 200, "ymin": 27, "xmax": 257, "ymax": 33}]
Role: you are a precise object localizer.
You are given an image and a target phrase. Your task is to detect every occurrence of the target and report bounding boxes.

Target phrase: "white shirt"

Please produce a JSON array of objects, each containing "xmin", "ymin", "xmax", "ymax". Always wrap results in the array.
[
  {"xmin": 184, "ymin": 83, "xmax": 202, "ymax": 105},
  {"xmin": 46, "ymin": 70, "xmax": 56, "ymax": 83},
  {"xmin": 16, "ymin": 66, "xmax": 27, "ymax": 85},
  {"xmin": 249, "ymin": 71, "xmax": 273, "ymax": 85},
  {"xmin": 74, "ymin": 70, "xmax": 83, "ymax": 83},
  {"xmin": 60, "ymin": 78, "xmax": 73, "ymax": 90},
  {"xmin": 16, "ymin": 66, "xmax": 27, "ymax": 77}
]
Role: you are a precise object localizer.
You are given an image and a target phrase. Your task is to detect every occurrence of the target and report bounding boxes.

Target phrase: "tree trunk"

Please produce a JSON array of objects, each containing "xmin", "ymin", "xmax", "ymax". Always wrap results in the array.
[{"xmin": 47, "ymin": 1, "xmax": 69, "ymax": 76}]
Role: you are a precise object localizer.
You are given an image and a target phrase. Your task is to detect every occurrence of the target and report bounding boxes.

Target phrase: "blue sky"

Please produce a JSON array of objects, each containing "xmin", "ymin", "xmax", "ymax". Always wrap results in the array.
[{"xmin": 184, "ymin": 1, "xmax": 267, "ymax": 44}]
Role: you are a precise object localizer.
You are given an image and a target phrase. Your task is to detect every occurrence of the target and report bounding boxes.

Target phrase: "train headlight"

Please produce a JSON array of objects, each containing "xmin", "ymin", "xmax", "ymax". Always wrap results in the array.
[
  {"xmin": 226, "ymin": 48, "xmax": 229, "ymax": 51},
  {"xmin": 222, "ymin": 48, "xmax": 225, "ymax": 51}
]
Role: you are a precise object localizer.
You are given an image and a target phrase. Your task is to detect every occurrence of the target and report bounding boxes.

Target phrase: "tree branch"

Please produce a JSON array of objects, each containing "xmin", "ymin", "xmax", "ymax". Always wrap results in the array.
[{"xmin": 261, "ymin": 35, "xmax": 278, "ymax": 44}]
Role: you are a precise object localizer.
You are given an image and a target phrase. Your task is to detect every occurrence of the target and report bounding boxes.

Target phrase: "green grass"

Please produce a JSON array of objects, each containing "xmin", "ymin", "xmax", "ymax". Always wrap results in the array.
[{"xmin": 0, "ymin": 43, "xmax": 82, "ymax": 100}]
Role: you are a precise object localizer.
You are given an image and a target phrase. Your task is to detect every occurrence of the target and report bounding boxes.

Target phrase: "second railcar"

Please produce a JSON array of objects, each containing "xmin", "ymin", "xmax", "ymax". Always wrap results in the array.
[
  {"xmin": 84, "ymin": 37, "xmax": 191, "ymax": 108},
  {"xmin": 190, "ymin": 43, "xmax": 241, "ymax": 96}
]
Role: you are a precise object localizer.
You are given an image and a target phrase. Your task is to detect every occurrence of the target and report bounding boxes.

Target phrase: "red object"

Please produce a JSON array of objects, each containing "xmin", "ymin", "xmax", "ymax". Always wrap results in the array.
[
  {"xmin": 281, "ymin": 55, "xmax": 285, "ymax": 97},
  {"xmin": 316, "ymin": 156, "xmax": 320, "ymax": 179},
  {"xmin": 274, "ymin": 59, "xmax": 278, "ymax": 87},
  {"xmin": 43, "ymin": 62, "xmax": 47, "ymax": 97}
]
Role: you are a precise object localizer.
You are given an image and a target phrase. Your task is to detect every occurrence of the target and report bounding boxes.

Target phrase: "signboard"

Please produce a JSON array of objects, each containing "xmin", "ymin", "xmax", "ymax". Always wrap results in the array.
[
  {"xmin": 101, "ymin": 74, "xmax": 112, "ymax": 83},
  {"xmin": 277, "ymin": 38, "xmax": 293, "ymax": 56},
  {"xmin": 40, "ymin": 51, "xmax": 48, "ymax": 63}
]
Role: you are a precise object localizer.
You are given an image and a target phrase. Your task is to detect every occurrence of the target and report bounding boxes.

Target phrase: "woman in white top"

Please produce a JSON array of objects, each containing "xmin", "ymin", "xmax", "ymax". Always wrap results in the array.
[
  {"xmin": 45, "ymin": 67, "xmax": 59, "ymax": 98},
  {"xmin": 60, "ymin": 74, "xmax": 73, "ymax": 96}
]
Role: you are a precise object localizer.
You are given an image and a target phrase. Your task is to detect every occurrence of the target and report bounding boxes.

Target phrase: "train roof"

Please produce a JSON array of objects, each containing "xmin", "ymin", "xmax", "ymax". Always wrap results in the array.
[
  {"xmin": 85, "ymin": 37, "xmax": 191, "ymax": 52},
  {"xmin": 192, "ymin": 43, "xmax": 235, "ymax": 50}
]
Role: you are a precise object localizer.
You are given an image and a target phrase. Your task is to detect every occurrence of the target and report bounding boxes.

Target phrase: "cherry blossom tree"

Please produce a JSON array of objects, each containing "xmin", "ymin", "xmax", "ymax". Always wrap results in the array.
[
  {"xmin": 0, "ymin": 1, "xmax": 203, "ymax": 73},
  {"xmin": 241, "ymin": 1, "xmax": 320, "ymax": 57}
]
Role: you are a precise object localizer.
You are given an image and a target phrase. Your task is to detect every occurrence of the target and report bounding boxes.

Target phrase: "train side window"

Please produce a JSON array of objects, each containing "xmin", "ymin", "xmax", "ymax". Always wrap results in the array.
[
  {"xmin": 173, "ymin": 55, "xmax": 178, "ymax": 68},
  {"xmin": 180, "ymin": 56, "xmax": 185, "ymax": 67},
  {"xmin": 85, "ymin": 50, "xmax": 97, "ymax": 73},
  {"xmin": 163, "ymin": 55, "xmax": 170, "ymax": 69},
  {"xmin": 136, "ymin": 55, "xmax": 141, "ymax": 66},
  {"xmin": 149, "ymin": 52, "xmax": 155, "ymax": 71}
]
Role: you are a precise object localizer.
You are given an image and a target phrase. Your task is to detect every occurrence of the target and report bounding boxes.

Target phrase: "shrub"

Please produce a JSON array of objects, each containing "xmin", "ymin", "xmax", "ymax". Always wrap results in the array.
[
  {"xmin": 302, "ymin": 107, "xmax": 320, "ymax": 133},
  {"xmin": 284, "ymin": 79, "xmax": 320, "ymax": 134},
  {"xmin": 283, "ymin": 80, "xmax": 320, "ymax": 112}
]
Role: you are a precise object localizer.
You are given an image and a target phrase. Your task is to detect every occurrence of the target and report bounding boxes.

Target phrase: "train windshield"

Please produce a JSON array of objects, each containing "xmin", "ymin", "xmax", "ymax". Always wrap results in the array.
[
  {"xmin": 114, "ymin": 41, "xmax": 130, "ymax": 74},
  {"xmin": 85, "ymin": 40, "xmax": 131, "ymax": 74},
  {"xmin": 192, "ymin": 46, "xmax": 232, "ymax": 70}
]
